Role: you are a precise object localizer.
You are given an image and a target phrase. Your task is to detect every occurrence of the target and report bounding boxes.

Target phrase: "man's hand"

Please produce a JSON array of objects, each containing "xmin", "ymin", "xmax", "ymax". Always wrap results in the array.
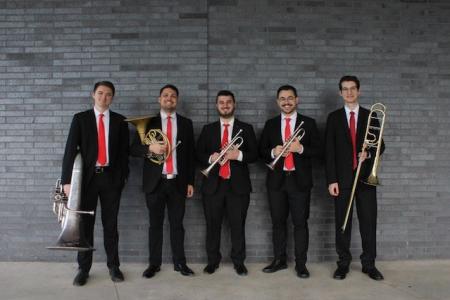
[
  {"xmin": 273, "ymin": 145, "xmax": 286, "ymax": 157},
  {"xmin": 149, "ymin": 141, "xmax": 167, "ymax": 155},
  {"xmin": 224, "ymin": 147, "xmax": 240, "ymax": 161},
  {"xmin": 186, "ymin": 184, "xmax": 194, "ymax": 198},
  {"xmin": 328, "ymin": 182, "xmax": 339, "ymax": 197},
  {"xmin": 358, "ymin": 150, "xmax": 368, "ymax": 163},
  {"xmin": 209, "ymin": 152, "xmax": 221, "ymax": 164},
  {"xmin": 287, "ymin": 139, "xmax": 303, "ymax": 154},
  {"xmin": 63, "ymin": 184, "xmax": 71, "ymax": 198}
]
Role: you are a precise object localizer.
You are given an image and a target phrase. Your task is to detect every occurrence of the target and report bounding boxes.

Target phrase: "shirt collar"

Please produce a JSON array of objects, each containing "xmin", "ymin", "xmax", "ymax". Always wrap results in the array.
[
  {"xmin": 281, "ymin": 112, "xmax": 297, "ymax": 122},
  {"xmin": 94, "ymin": 107, "xmax": 110, "ymax": 118},
  {"xmin": 344, "ymin": 104, "xmax": 359, "ymax": 115},
  {"xmin": 160, "ymin": 110, "xmax": 176, "ymax": 120},
  {"xmin": 220, "ymin": 117, "xmax": 235, "ymax": 127}
]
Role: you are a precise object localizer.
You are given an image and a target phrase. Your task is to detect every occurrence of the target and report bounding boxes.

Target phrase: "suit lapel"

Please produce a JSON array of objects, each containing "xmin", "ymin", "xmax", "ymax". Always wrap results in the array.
[
  {"xmin": 108, "ymin": 111, "xmax": 117, "ymax": 163},
  {"xmin": 340, "ymin": 107, "xmax": 352, "ymax": 145},
  {"xmin": 274, "ymin": 115, "xmax": 283, "ymax": 145},
  {"xmin": 88, "ymin": 109, "xmax": 98, "ymax": 166},
  {"xmin": 356, "ymin": 107, "xmax": 367, "ymax": 146}
]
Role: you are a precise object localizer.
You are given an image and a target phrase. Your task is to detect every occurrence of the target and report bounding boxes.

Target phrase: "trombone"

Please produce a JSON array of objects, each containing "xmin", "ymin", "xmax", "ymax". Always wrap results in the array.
[
  {"xmin": 266, "ymin": 121, "xmax": 305, "ymax": 170},
  {"xmin": 341, "ymin": 103, "xmax": 386, "ymax": 233},
  {"xmin": 200, "ymin": 129, "xmax": 244, "ymax": 177}
]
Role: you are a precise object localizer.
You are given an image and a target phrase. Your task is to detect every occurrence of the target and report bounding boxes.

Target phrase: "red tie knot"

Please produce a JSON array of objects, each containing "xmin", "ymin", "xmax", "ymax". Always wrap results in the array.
[
  {"xmin": 223, "ymin": 123, "xmax": 229, "ymax": 127},
  {"xmin": 285, "ymin": 117, "xmax": 291, "ymax": 123}
]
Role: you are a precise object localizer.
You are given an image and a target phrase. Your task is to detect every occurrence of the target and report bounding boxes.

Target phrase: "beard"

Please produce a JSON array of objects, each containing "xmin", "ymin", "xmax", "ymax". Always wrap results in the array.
[{"xmin": 218, "ymin": 107, "xmax": 235, "ymax": 119}]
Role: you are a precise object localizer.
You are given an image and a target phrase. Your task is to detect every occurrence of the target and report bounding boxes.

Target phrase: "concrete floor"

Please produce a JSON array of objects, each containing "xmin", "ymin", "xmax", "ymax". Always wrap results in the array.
[{"xmin": 0, "ymin": 260, "xmax": 448, "ymax": 300}]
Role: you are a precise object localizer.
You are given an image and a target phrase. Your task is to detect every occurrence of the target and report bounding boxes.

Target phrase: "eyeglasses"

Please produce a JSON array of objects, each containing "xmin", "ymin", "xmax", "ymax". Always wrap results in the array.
[
  {"xmin": 278, "ymin": 96, "xmax": 296, "ymax": 102},
  {"xmin": 341, "ymin": 87, "xmax": 358, "ymax": 93}
]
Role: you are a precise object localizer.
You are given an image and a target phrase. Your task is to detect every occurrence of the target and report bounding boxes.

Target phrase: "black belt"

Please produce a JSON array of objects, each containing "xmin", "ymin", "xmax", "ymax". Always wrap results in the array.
[
  {"xmin": 95, "ymin": 166, "xmax": 110, "ymax": 174},
  {"xmin": 161, "ymin": 174, "xmax": 176, "ymax": 179},
  {"xmin": 284, "ymin": 171, "xmax": 295, "ymax": 176}
]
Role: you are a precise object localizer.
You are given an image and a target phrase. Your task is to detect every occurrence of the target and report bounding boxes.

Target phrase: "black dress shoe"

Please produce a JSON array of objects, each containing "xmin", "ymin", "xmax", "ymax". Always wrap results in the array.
[
  {"xmin": 362, "ymin": 266, "xmax": 384, "ymax": 281},
  {"xmin": 109, "ymin": 266, "xmax": 124, "ymax": 282},
  {"xmin": 333, "ymin": 266, "xmax": 349, "ymax": 280},
  {"xmin": 295, "ymin": 264, "xmax": 310, "ymax": 278},
  {"xmin": 262, "ymin": 259, "xmax": 287, "ymax": 273},
  {"xmin": 234, "ymin": 263, "xmax": 248, "ymax": 276},
  {"xmin": 203, "ymin": 263, "xmax": 219, "ymax": 274},
  {"xmin": 174, "ymin": 263, "xmax": 195, "ymax": 276},
  {"xmin": 142, "ymin": 265, "xmax": 161, "ymax": 278},
  {"xmin": 73, "ymin": 270, "xmax": 89, "ymax": 286}
]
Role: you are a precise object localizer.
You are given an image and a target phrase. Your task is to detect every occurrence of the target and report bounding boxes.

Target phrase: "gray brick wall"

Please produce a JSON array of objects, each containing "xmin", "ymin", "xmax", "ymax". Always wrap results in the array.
[{"xmin": 1, "ymin": 0, "xmax": 449, "ymax": 263}]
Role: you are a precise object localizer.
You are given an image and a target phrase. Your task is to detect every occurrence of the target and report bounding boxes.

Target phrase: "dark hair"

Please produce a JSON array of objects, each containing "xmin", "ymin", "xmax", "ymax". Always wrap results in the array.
[
  {"xmin": 215, "ymin": 90, "xmax": 235, "ymax": 103},
  {"xmin": 339, "ymin": 75, "xmax": 360, "ymax": 91},
  {"xmin": 160, "ymin": 84, "xmax": 179, "ymax": 96},
  {"xmin": 277, "ymin": 85, "xmax": 297, "ymax": 98},
  {"xmin": 93, "ymin": 81, "xmax": 115, "ymax": 96}
]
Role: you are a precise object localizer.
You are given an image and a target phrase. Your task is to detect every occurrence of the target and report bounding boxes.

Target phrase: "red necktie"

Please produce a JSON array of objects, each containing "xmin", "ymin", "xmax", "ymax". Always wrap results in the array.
[
  {"xmin": 349, "ymin": 111, "xmax": 357, "ymax": 170},
  {"xmin": 166, "ymin": 115, "xmax": 173, "ymax": 174},
  {"xmin": 219, "ymin": 124, "xmax": 230, "ymax": 179},
  {"xmin": 284, "ymin": 118, "xmax": 294, "ymax": 170},
  {"xmin": 97, "ymin": 113, "xmax": 106, "ymax": 166}
]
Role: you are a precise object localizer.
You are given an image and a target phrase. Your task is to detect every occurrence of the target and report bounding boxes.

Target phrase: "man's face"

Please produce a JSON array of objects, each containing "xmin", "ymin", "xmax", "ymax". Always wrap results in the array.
[
  {"xmin": 340, "ymin": 81, "xmax": 360, "ymax": 105},
  {"xmin": 159, "ymin": 87, "xmax": 178, "ymax": 113},
  {"xmin": 216, "ymin": 95, "xmax": 235, "ymax": 118},
  {"xmin": 92, "ymin": 85, "xmax": 114, "ymax": 112},
  {"xmin": 277, "ymin": 89, "xmax": 298, "ymax": 115}
]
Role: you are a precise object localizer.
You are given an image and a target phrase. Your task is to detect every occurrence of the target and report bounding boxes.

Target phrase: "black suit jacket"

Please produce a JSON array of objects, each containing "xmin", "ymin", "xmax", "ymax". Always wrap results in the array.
[
  {"xmin": 196, "ymin": 119, "xmax": 258, "ymax": 195},
  {"xmin": 61, "ymin": 109, "xmax": 129, "ymax": 190},
  {"xmin": 130, "ymin": 113, "xmax": 195, "ymax": 194},
  {"xmin": 259, "ymin": 113, "xmax": 322, "ymax": 191},
  {"xmin": 325, "ymin": 106, "xmax": 385, "ymax": 189}
]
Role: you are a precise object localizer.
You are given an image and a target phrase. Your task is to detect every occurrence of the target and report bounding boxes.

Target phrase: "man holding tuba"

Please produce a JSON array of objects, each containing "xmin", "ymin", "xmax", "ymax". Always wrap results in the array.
[
  {"xmin": 259, "ymin": 85, "xmax": 321, "ymax": 278},
  {"xmin": 325, "ymin": 75, "xmax": 385, "ymax": 281},
  {"xmin": 61, "ymin": 81, "xmax": 129, "ymax": 286},
  {"xmin": 196, "ymin": 90, "xmax": 258, "ymax": 276},
  {"xmin": 130, "ymin": 84, "xmax": 196, "ymax": 278}
]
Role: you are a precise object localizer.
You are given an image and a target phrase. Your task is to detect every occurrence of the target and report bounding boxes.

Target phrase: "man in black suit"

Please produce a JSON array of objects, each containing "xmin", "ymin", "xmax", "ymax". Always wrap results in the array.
[
  {"xmin": 196, "ymin": 90, "xmax": 258, "ymax": 276},
  {"xmin": 325, "ymin": 75, "xmax": 385, "ymax": 281},
  {"xmin": 259, "ymin": 85, "xmax": 321, "ymax": 278},
  {"xmin": 61, "ymin": 81, "xmax": 129, "ymax": 286},
  {"xmin": 130, "ymin": 84, "xmax": 195, "ymax": 278}
]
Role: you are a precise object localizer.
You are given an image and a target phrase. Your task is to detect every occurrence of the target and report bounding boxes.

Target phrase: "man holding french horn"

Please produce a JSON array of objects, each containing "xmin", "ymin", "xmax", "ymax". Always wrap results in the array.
[
  {"xmin": 196, "ymin": 90, "xmax": 258, "ymax": 276},
  {"xmin": 259, "ymin": 85, "xmax": 321, "ymax": 278},
  {"xmin": 325, "ymin": 75, "xmax": 385, "ymax": 281},
  {"xmin": 130, "ymin": 84, "xmax": 196, "ymax": 278}
]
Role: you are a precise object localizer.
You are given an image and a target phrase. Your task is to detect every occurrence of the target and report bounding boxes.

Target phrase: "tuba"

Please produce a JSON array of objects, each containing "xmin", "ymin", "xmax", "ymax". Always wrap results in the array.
[
  {"xmin": 125, "ymin": 115, "xmax": 177, "ymax": 165},
  {"xmin": 341, "ymin": 103, "xmax": 386, "ymax": 232},
  {"xmin": 47, "ymin": 153, "xmax": 95, "ymax": 251}
]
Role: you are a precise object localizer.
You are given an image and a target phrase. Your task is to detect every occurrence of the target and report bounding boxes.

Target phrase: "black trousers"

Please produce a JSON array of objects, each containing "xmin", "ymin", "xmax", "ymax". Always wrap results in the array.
[
  {"xmin": 267, "ymin": 174, "xmax": 310, "ymax": 265},
  {"xmin": 145, "ymin": 178, "xmax": 186, "ymax": 266},
  {"xmin": 202, "ymin": 179, "xmax": 250, "ymax": 265},
  {"xmin": 334, "ymin": 182, "xmax": 377, "ymax": 268},
  {"xmin": 78, "ymin": 171, "xmax": 122, "ymax": 272}
]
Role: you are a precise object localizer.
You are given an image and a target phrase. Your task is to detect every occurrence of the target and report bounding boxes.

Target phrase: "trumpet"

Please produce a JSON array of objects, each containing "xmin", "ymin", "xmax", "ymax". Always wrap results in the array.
[
  {"xmin": 266, "ymin": 121, "xmax": 305, "ymax": 170},
  {"xmin": 341, "ymin": 103, "xmax": 386, "ymax": 233},
  {"xmin": 125, "ymin": 115, "xmax": 176, "ymax": 165},
  {"xmin": 200, "ymin": 129, "xmax": 244, "ymax": 177}
]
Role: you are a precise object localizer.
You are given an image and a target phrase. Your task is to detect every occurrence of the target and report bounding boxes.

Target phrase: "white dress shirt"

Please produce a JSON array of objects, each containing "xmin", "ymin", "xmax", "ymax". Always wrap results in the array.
[
  {"xmin": 160, "ymin": 110, "xmax": 178, "ymax": 175},
  {"xmin": 94, "ymin": 107, "xmax": 110, "ymax": 166}
]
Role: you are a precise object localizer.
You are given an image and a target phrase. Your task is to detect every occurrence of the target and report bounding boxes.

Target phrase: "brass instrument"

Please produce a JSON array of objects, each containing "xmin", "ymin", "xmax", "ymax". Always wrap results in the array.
[
  {"xmin": 266, "ymin": 121, "xmax": 305, "ymax": 170},
  {"xmin": 126, "ymin": 115, "xmax": 176, "ymax": 165},
  {"xmin": 47, "ymin": 153, "xmax": 95, "ymax": 251},
  {"xmin": 341, "ymin": 103, "xmax": 386, "ymax": 232},
  {"xmin": 200, "ymin": 129, "xmax": 244, "ymax": 177}
]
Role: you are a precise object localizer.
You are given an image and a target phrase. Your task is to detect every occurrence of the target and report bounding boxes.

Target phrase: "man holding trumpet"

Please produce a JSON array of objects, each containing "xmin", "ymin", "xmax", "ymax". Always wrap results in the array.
[
  {"xmin": 196, "ymin": 90, "xmax": 258, "ymax": 276},
  {"xmin": 259, "ymin": 85, "xmax": 321, "ymax": 278}
]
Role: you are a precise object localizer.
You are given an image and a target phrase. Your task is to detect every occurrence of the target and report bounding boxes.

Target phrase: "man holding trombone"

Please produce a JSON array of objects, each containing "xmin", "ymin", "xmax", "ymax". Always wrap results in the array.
[
  {"xmin": 325, "ymin": 75, "xmax": 385, "ymax": 281},
  {"xmin": 196, "ymin": 90, "xmax": 258, "ymax": 276},
  {"xmin": 259, "ymin": 85, "xmax": 321, "ymax": 278}
]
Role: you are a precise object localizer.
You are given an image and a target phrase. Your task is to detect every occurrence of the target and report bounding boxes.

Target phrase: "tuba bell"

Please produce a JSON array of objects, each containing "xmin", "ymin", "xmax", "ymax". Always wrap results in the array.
[
  {"xmin": 125, "ymin": 115, "xmax": 175, "ymax": 165},
  {"xmin": 47, "ymin": 153, "xmax": 95, "ymax": 251}
]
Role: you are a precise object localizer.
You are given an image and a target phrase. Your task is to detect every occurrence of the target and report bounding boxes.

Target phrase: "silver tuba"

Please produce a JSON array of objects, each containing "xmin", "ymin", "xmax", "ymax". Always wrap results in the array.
[{"xmin": 47, "ymin": 153, "xmax": 95, "ymax": 251}]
